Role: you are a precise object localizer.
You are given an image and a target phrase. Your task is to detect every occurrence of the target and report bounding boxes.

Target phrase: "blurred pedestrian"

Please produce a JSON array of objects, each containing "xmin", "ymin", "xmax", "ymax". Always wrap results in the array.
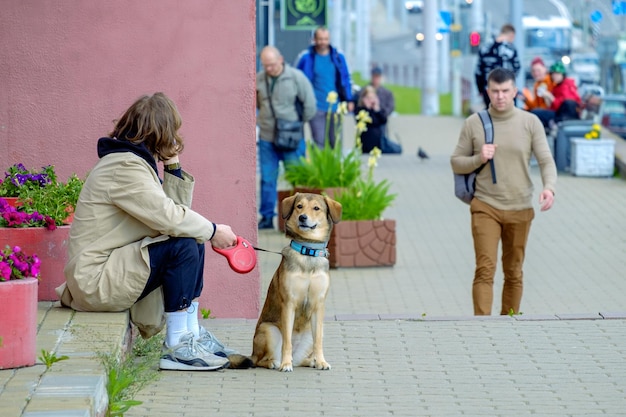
[
  {"xmin": 520, "ymin": 57, "xmax": 554, "ymax": 112},
  {"xmin": 256, "ymin": 46, "xmax": 316, "ymax": 230},
  {"xmin": 59, "ymin": 92, "xmax": 239, "ymax": 371},
  {"xmin": 475, "ymin": 24, "xmax": 521, "ymax": 108},
  {"xmin": 355, "ymin": 86, "xmax": 387, "ymax": 153},
  {"xmin": 296, "ymin": 26, "xmax": 353, "ymax": 148},
  {"xmin": 369, "ymin": 66, "xmax": 395, "ymax": 118},
  {"xmin": 451, "ymin": 68, "xmax": 556, "ymax": 316},
  {"xmin": 532, "ymin": 61, "xmax": 582, "ymax": 130}
]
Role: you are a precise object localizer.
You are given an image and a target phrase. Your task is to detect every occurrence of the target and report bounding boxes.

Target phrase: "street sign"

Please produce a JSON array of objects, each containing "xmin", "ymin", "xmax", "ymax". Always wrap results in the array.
[
  {"xmin": 281, "ymin": 0, "xmax": 327, "ymax": 31},
  {"xmin": 590, "ymin": 10, "xmax": 603, "ymax": 23},
  {"xmin": 438, "ymin": 10, "xmax": 452, "ymax": 34},
  {"xmin": 613, "ymin": 0, "xmax": 626, "ymax": 15}
]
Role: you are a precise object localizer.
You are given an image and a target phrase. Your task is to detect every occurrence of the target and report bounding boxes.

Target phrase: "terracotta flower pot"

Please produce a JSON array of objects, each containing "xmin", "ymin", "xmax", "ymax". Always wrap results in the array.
[
  {"xmin": 2, "ymin": 197, "xmax": 21, "ymax": 208},
  {"xmin": 0, "ymin": 277, "xmax": 38, "ymax": 369},
  {"xmin": 328, "ymin": 219, "xmax": 396, "ymax": 268},
  {"xmin": 0, "ymin": 226, "xmax": 70, "ymax": 301}
]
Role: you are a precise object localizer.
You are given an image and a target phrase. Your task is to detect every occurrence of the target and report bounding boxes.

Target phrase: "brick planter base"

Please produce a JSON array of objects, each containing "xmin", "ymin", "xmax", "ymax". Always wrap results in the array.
[
  {"xmin": 0, "ymin": 226, "xmax": 70, "ymax": 301},
  {"xmin": 328, "ymin": 219, "xmax": 396, "ymax": 268},
  {"xmin": 0, "ymin": 277, "xmax": 37, "ymax": 369}
]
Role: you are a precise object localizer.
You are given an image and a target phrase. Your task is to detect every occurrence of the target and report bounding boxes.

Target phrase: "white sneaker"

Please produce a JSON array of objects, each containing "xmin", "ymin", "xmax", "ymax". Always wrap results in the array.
[
  {"xmin": 160, "ymin": 332, "xmax": 229, "ymax": 371},
  {"xmin": 197, "ymin": 326, "xmax": 238, "ymax": 358}
]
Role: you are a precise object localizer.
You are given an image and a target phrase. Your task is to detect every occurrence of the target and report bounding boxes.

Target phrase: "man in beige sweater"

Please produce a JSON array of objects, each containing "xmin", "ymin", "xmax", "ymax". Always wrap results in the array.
[{"xmin": 451, "ymin": 68, "xmax": 557, "ymax": 316}]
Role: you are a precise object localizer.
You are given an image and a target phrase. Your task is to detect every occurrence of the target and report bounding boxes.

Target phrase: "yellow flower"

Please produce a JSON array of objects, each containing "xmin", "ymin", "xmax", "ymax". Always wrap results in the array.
[
  {"xmin": 326, "ymin": 91, "xmax": 338, "ymax": 104},
  {"xmin": 356, "ymin": 120, "xmax": 369, "ymax": 135},
  {"xmin": 356, "ymin": 110, "xmax": 372, "ymax": 124},
  {"xmin": 584, "ymin": 124, "xmax": 602, "ymax": 140},
  {"xmin": 370, "ymin": 147, "xmax": 382, "ymax": 159},
  {"xmin": 368, "ymin": 155, "xmax": 378, "ymax": 169},
  {"xmin": 336, "ymin": 101, "xmax": 348, "ymax": 115}
]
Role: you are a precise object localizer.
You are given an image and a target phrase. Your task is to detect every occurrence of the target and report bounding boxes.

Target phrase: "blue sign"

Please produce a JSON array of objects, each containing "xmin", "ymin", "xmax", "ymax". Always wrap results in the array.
[
  {"xmin": 438, "ymin": 10, "xmax": 452, "ymax": 34},
  {"xmin": 613, "ymin": 0, "xmax": 626, "ymax": 15},
  {"xmin": 590, "ymin": 10, "xmax": 603, "ymax": 23}
]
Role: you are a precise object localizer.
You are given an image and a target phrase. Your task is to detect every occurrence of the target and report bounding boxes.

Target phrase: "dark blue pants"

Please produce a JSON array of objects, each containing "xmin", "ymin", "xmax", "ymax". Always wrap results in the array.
[{"xmin": 138, "ymin": 237, "xmax": 205, "ymax": 312}]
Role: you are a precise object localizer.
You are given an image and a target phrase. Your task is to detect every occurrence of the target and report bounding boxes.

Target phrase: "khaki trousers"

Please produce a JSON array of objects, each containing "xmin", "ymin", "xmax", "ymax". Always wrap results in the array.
[{"xmin": 470, "ymin": 198, "xmax": 535, "ymax": 315}]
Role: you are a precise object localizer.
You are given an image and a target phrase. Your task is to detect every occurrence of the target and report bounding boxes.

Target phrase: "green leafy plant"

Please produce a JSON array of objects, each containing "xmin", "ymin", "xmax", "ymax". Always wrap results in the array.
[
  {"xmin": 19, "ymin": 173, "xmax": 83, "ymax": 226},
  {"xmin": 0, "ymin": 164, "xmax": 56, "ymax": 198},
  {"xmin": 284, "ymin": 91, "xmax": 360, "ymax": 189},
  {"xmin": 39, "ymin": 349, "xmax": 69, "ymax": 369},
  {"xmin": 284, "ymin": 139, "xmax": 362, "ymax": 189},
  {"xmin": 200, "ymin": 308, "xmax": 213, "ymax": 319},
  {"xmin": 507, "ymin": 308, "xmax": 523, "ymax": 317},
  {"xmin": 0, "ymin": 164, "xmax": 83, "ymax": 226},
  {"xmin": 334, "ymin": 113, "xmax": 397, "ymax": 221},
  {"xmin": 99, "ymin": 334, "xmax": 162, "ymax": 417}
]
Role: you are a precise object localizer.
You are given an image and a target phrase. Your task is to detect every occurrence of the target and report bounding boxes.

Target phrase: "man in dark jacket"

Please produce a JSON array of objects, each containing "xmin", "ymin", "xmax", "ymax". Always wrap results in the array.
[
  {"xmin": 475, "ymin": 24, "xmax": 521, "ymax": 108},
  {"xmin": 296, "ymin": 27, "xmax": 353, "ymax": 148}
]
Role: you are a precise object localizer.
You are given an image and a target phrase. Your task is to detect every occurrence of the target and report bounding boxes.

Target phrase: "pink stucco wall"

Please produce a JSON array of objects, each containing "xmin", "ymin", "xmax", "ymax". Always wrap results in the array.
[{"xmin": 0, "ymin": 1, "xmax": 260, "ymax": 318}]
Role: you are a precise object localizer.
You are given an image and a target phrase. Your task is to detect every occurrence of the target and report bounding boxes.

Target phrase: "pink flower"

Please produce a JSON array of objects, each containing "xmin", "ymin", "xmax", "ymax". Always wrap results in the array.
[{"xmin": 0, "ymin": 261, "xmax": 11, "ymax": 281}]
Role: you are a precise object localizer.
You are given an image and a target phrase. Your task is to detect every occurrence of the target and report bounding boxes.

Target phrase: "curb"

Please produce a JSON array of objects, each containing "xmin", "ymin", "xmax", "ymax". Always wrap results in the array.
[{"xmin": 18, "ymin": 303, "xmax": 131, "ymax": 417}]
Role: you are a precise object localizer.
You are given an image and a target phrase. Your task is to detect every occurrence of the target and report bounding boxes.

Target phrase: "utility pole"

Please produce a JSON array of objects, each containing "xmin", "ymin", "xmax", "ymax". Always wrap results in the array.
[
  {"xmin": 422, "ymin": 0, "xmax": 439, "ymax": 115},
  {"xmin": 451, "ymin": 0, "xmax": 462, "ymax": 116},
  {"xmin": 355, "ymin": 0, "xmax": 371, "ymax": 76},
  {"xmin": 510, "ymin": 0, "xmax": 524, "ymax": 91},
  {"xmin": 333, "ymin": 0, "xmax": 343, "ymax": 53}
]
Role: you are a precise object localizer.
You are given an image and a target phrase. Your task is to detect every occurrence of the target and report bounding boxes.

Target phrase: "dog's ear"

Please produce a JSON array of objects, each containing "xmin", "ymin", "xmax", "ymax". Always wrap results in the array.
[
  {"xmin": 281, "ymin": 193, "xmax": 299, "ymax": 219},
  {"xmin": 324, "ymin": 196, "xmax": 342, "ymax": 224}
]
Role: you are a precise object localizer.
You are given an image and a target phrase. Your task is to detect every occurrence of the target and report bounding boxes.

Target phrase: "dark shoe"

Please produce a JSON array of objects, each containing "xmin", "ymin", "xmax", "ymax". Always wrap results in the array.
[{"xmin": 258, "ymin": 217, "xmax": 273, "ymax": 229}]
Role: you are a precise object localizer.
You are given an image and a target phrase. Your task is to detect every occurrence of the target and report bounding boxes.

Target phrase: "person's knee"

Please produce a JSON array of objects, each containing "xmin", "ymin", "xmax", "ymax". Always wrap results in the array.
[{"xmin": 170, "ymin": 237, "xmax": 202, "ymax": 264}]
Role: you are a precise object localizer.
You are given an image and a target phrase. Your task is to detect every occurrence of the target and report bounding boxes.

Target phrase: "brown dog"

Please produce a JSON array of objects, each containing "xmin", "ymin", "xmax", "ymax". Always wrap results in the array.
[{"xmin": 244, "ymin": 193, "xmax": 341, "ymax": 371}]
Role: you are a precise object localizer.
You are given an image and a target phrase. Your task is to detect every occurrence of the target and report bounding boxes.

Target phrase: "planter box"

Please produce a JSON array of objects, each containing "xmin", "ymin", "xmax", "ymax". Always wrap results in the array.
[
  {"xmin": 328, "ymin": 219, "xmax": 396, "ymax": 268},
  {"xmin": 0, "ymin": 226, "xmax": 70, "ymax": 301},
  {"xmin": 570, "ymin": 138, "xmax": 615, "ymax": 177},
  {"xmin": 0, "ymin": 277, "xmax": 38, "ymax": 369}
]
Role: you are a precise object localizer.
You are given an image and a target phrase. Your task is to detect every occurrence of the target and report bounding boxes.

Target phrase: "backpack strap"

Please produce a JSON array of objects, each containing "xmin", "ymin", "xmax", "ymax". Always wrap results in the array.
[{"xmin": 477, "ymin": 109, "xmax": 497, "ymax": 184}]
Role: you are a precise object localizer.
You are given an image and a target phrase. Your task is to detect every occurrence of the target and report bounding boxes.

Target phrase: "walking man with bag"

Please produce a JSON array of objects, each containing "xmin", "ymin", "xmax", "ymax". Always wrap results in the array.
[
  {"xmin": 451, "ymin": 68, "xmax": 557, "ymax": 316},
  {"xmin": 256, "ymin": 46, "xmax": 316, "ymax": 229}
]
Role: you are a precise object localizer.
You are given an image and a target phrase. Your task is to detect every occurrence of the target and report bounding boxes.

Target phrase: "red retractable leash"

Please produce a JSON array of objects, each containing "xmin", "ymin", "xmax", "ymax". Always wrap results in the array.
[{"xmin": 212, "ymin": 236, "xmax": 257, "ymax": 274}]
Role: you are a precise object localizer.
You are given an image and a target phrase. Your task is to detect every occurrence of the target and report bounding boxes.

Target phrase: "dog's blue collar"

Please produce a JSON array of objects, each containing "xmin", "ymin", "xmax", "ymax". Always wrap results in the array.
[{"xmin": 290, "ymin": 240, "xmax": 329, "ymax": 258}]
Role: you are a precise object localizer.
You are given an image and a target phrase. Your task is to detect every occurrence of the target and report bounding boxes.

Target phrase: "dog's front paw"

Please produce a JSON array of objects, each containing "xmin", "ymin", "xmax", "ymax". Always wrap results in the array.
[
  {"xmin": 315, "ymin": 360, "xmax": 331, "ymax": 370},
  {"xmin": 278, "ymin": 362, "xmax": 293, "ymax": 372}
]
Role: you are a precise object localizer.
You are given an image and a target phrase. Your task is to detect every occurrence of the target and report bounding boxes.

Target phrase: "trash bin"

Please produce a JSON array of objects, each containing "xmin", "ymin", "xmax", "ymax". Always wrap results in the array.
[{"xmin": 554, "ymin": 120, "xmax": 595, "ymax": 172}]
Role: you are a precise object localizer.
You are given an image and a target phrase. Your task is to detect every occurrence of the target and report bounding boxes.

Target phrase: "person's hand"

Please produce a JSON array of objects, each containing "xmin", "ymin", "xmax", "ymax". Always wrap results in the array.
[
  {"xmin": 480, "ymin": 144, "xmax": 497, "ymax": 163},
  {"xmin": 539, "ymin": 190, "xmax": 555, "ymax": 212},
  {"xmin": 210, "ymin": 224, "xmax": 237, "ymax": 249},
  {"xmin": 372, "ymin": 96, "xmax": 380, "ymax": 112},
  {"xmin": 347, "ymin": 102, "xmax": 355, "ymax": 113}
]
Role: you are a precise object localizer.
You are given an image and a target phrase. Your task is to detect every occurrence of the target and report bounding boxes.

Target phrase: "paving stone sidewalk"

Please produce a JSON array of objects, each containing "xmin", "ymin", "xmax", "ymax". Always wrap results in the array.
[{"xmin": 2, "ymin": 115, "xmax": 626, "ymax": 417}]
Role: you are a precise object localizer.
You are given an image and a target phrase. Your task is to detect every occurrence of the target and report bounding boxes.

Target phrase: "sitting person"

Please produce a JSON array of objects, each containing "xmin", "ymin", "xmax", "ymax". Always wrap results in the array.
[
  {"xmin": 532, "ymin": 61, "xmax": 581, "ymax": 129},
  {"xmin": 355, "ymin": 85, "xmax": 387, "ymax": 153},
  {"xmin": 57, "ymin": 92, "xmax": 239, "ymax": 372},
  {"xmin": 520, "ymin": 57, "xmax": 554, "ymax": 112}
]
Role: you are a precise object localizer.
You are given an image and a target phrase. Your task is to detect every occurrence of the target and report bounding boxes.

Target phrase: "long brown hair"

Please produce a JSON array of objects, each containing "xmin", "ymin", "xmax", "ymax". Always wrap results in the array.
[{"xmin": 110, "ymin": 92, "xmax": 184, "ymax": 161}]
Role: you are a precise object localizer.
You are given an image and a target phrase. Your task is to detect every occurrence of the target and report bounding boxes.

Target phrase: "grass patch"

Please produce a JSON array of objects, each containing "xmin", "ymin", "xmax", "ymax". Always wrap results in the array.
[{"xmin": 351, "ymin": 72, "xmax": 453, "ymax": 115}]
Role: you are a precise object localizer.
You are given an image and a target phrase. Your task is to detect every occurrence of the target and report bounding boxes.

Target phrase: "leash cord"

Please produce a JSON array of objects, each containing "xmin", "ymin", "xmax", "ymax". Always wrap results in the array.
[{"xmin": 252, "ymin": 246, "xmax": 282, "ymax": 255}]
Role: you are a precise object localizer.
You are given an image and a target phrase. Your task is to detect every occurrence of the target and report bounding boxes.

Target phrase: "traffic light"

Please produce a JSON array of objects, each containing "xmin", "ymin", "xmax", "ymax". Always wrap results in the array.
[{"xmin": 469, "ymin": 31, "xmax": 481, "ymax": 54}]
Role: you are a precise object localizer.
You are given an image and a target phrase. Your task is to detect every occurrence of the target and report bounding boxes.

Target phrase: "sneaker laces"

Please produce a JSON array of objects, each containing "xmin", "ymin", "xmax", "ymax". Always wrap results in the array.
[{"xmin": 199, "ymin": 327, "xmax": 226, "ymax": 351}]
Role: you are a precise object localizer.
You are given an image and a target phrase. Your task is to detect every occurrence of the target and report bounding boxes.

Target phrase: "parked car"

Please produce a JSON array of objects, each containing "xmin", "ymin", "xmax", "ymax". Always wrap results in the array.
[
  {"xmin": 569, "ymin": 51, "xmax": 601, "ymax": 85},
  {"xmin": 404, "ymin": 1, "xmax": 423, "ymax": 13},
  {"xmin": 598, "ymin": 94, "xmax": 626, "ymax": 139}
]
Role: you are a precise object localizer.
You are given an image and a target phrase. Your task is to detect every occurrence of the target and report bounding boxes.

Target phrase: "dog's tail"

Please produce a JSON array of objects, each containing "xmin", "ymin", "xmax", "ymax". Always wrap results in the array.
[{"xmin": 228, "ymin": 353, "xmax": 254, "ymax": 369}]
